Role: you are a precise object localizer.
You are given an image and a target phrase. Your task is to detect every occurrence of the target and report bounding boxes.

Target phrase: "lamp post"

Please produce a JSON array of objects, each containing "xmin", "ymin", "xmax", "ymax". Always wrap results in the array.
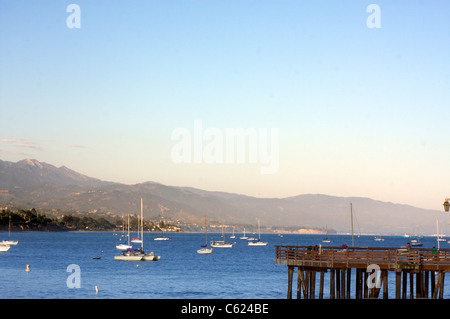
[{"xmin": 444, "ymin": 198, "xmax": 450, "ymax": 212}]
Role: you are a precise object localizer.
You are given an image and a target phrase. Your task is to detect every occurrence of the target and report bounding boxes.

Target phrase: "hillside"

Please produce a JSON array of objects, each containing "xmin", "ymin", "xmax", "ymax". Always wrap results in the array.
[{"xmin": 0, "ymin": 158, "xmax": 447, "ymax": 234}]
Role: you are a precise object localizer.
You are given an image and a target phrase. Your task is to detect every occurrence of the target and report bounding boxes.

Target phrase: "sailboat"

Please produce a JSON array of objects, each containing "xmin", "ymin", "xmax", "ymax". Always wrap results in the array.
[
  {"xmin": 1, "ymin": 215, "xmax": 18, "ymax": 245},
  {"xmin": 240, "ymin": 228, "xmax": 248, "ymax": 240},
  {"xmin": 230, "ymin": 227, "xmax": 236, "ymax": 239},
  {"xmin": 0, "ymin": 244, "xmax": 10, "ymax": 252},
  {"xmin": 116, "ymin": 214, "xmax": 133, "ymax": 250},
  {"xmin": 197, "ymin": 216, "xmax": 213, "ymax": 255},
  {"xmin": 131, "ymin": 212, "xmax": 143, "ymax": 244},
  {"xmin": 248, "ymin": 219, "xmax": 267, "ymax": 246},
  {"xmin": 115, "ymin": 198, "xmax": 160, "ymax": 261},
  {"xmin": 322, "ymin": 225, "xmax": 331, "ymax": 243},
  {"xmin": 436, "ymin": 217, "xmax": 446, "ymax": 244},
  {"xmin": 154, "ymin": 212, "xmax": 171, "ymax": 241},
  {"xmin": 211, "ymin": 224, "xmax": 234, "ymax": 248},
  {"xmin": 410, "ymin": 236, "xmax": 423, "ymax": 247}
]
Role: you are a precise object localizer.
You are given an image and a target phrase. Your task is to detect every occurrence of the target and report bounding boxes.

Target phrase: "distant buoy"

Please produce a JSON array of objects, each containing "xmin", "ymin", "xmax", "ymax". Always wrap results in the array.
[
  {"xmin": 25, "ymin": 264, "xmax": 30, "ymax": 272},
  {"xmin": 95, "ymin": 285, "xmax": 99, "ymax": 294},
  {"xmin": 136, "ymin": 264, "xmax": 139, "ymax": 267}
]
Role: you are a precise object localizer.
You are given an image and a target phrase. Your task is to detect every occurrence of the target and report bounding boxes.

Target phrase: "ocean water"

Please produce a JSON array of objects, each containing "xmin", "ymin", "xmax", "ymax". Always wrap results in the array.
[{"xmin": 1, "ymin": 232, "xmax": 449, "ymax": 299}]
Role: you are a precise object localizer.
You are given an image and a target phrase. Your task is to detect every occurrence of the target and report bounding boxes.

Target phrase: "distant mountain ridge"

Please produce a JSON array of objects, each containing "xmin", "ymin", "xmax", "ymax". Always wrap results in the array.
[
  {"xmin": 0, "ymin": 158, "xmax": 447, "ymax": 235},
  {"xmin": 0, "ymin": 158, "xmax": 109, "ymax": 188}
]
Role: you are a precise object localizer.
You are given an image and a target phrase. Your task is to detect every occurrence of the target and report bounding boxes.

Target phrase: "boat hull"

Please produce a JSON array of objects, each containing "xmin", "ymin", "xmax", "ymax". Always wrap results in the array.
[
  {"xmin": 248, "ymin": 241, "xmax": 268, "ymax": 246},
  {"xmin": 0, "ymin": 245, "xmax": 10, "ymax": 252},
  {"xmin": 114, "ymin": 255, "xmax": 143, "ymax": 261},
  {"xmin": 116, "ymin": 244, "xmax": 132, "ymax": 250},
  {"xmin": 1, "ymin": 240, "xmax": 18, "ymax": 245},
  {"xmin": 197, "ymin": 248, "xmax": 213, "ymax": 254},
  {"xmin": 142, "ymin": 253, "xmax": 160, "ymax": 261},
  {"xmin": 211, "ymin": 241, "xmax": 233, "ymax": 248}
]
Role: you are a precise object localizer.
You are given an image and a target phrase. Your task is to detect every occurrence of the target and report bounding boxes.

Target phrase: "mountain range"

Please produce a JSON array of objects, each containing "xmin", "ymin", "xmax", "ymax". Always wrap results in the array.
[{"xmin": 0, "ymin": 158, "xmax": 447, "ymax": 235}]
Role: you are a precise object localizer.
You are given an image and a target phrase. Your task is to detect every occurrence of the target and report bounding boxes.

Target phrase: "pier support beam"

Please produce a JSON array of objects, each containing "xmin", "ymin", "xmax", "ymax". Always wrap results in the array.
[
  {"xmin": 287, "ymin": 266, "xmax": 294, "ymax": 299},
  {"xmin": 283, "ymin": 257, "xmax": 447, "ymax": 299}
]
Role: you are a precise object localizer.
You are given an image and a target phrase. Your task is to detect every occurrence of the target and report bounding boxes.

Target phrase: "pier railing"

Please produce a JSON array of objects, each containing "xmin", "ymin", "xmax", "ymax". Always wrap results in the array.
[{"xmin": 275, "ymin": 245, "xmax": 450, "ymax": 271}]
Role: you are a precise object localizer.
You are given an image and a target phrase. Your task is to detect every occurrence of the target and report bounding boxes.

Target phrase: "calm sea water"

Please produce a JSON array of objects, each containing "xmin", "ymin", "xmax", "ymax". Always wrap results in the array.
[{"xmin": 1, "ymin": 232, "xmax": 449, "ymax": 299}]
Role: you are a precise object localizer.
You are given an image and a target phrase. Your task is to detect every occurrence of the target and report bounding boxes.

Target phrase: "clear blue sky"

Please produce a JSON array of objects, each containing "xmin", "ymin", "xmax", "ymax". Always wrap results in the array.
[{"xmin": 1, "ymin": 0, "xmax": 449, "ymax": 210}]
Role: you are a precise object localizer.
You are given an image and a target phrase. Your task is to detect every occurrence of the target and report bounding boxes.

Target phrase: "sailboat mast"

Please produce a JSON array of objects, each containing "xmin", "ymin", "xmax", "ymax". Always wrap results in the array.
[
  {"xmin": 258, "ymin": 219, "xmax": 261, "ymax": 240},
  {"xmin": 437, "ymin": 216, "xmax": 440, "ymax": 250},
  {"xmin": 350, "ymin": 203, "xmax": 354, "ymax": 247},
  {"xmin": 127, "ymin": 214, "xmax": 130, "ymax": 246},
  {"xmin": 141, "ymin": 197, "xmax": 144, "ymax": 251},
  {"xmin": 205, "ymin": 216, "xmax": 208, "ymax": 245}
]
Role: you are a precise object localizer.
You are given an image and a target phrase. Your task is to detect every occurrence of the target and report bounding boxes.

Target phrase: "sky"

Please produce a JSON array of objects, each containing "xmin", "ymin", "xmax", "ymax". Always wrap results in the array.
[{"xmin": 0, "ymin": 0, "xmax": 449, "ymax": 210}]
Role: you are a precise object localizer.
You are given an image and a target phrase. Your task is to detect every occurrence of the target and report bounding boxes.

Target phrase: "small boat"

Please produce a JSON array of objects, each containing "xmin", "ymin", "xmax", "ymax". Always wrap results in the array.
[
  {"xmin": 211, "ymin": 224, "xmax": 234, "ymax": 248},
  {"xmin": 248, "ymin": 219, "xmax": 268, "ymax": 247},
  {"xmin": 374, "ymin": 235, "xmax": 384, "ymax": 241},
  {"xmin": 240, "ymin": 228, "xmax": 248, "ymax": 240},
  {"xmin": 0, "ymin": 244, "xmax": 10, "ymax": 252},
  {"xmin": 116, "ymin": 215, "xmax": 132, "ymax": 250},
  {"xmin": 154, "ymin": 211, "xmax": 171, "ymax": 241},
  {"xmin": 211, "ymin": 241, "xmax": 233, "ymax": 248},
  {"xmin": 322, "ymin": 225, "xmax": 331, "ymax": 243},
  {"xmin": 131, "ymin": 212, "xmax": 143, "ymax": 243},
  {"xmin": 197, "ymin": 216, "xmax": 213, "ymax": 254},
  {"xmin": 154, "ymin": 236, "xmax": 170, "ymax": 241},
  {"xmin": 197, "ymin": 245, "xmax": 213, "ymax": 254},
  {"xmin": 230, "ymin": 227, "xmax": 236, "ymax": 239},
  {"xmin": 2, "ymin": 216, "xmax": 18, "ymax": 246},
  {"xmin": 248, "ymin": 241, "xmax": 268, "ymax": 246},
  {"xmin": 410, "ymin": 237, "xmax": 423, "ymax": 246}
]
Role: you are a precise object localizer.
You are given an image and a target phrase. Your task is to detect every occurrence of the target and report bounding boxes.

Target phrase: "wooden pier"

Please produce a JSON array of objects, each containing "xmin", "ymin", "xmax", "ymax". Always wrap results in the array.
[{"xmin": 275, "ymin": 245, "xmax": 450, "ymax": 299}]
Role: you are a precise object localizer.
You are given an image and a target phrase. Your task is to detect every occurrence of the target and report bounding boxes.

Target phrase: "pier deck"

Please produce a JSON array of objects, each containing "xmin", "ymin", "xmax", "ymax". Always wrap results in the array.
[{"xmin": 275, "ymin": 245, "xmax": 450, "ymax": 299}]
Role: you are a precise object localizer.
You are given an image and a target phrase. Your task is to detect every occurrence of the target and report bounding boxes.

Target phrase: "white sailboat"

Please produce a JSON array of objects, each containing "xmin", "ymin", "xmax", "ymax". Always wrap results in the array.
[
  {"xmin": 322, "ymin": 225, "xmax": 331, "ymax": 243},
  {"xmin": 131, "ymin": 212, "xmax": 143, "ymax": 244},
  {"xmin": 197, "ymin": 216, "xmax": 213, "ymax": 255},
  {"xmin": 154, "ymin": 210, "xmax": 171, "ymax": 241},
  {"xmin": 248, "ymin": 219, "xmax": 267, "ymax": 246},
  {"xmin": 115, "ymin": 198, "xmax": 160, "ymax": 261},
  {"xmin": 436, "ymin": 217, "xmax": 446, "ymax": 245},
  {"xmin": 211, "ymin": 224, "xmax": 234, "ymax": 248},
  {"xmin": 116, "ymin": 214, "xmax": 132, "ymax": 250},
  {"xmin": 410, "ymin": 236, "xmax": 423, "ymax": 246},
  {"xmin": 230, "ymin": 227, "xmax": 236, "ymax": 239},
  {"xmin": 154, "ymin": 235, "xmax": 170, "ymax": 241},
  {"xmin": 240, "ymin": 228, "xmax": 248, "ymax": 240},
  {"xmin": 0, "ymin": 244, "xmax": 10, "ymax": 252},
  {"xmin": 1, "ymin": 215, "xmax": 18, "ymax": 245}
]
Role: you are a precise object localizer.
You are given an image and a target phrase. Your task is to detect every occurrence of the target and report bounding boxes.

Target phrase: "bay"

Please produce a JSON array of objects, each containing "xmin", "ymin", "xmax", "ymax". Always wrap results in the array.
[{"xmin": 1, "ymin": 232, "xmax": 449, "ymax": 299}]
